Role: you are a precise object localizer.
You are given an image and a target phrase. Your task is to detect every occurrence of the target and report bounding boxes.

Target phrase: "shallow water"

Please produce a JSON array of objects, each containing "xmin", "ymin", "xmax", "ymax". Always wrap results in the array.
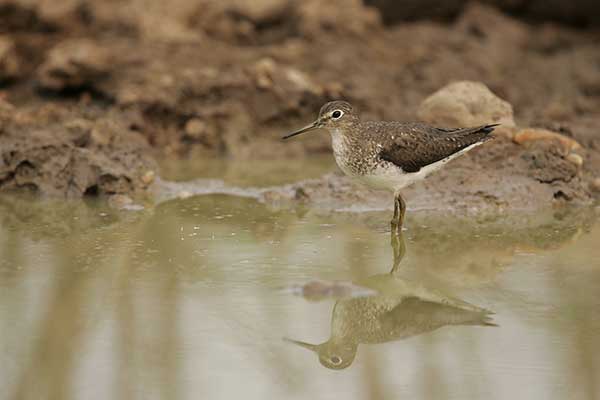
[{"xmin": 1, "ymin": 160, "xmax": 600, "ymax": 400}]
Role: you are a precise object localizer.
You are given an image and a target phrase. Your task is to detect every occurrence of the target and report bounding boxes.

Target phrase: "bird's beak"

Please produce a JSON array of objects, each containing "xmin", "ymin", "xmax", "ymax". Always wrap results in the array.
[
  {"xmin": 283, "ymin": 338, "xmax": 319, "ymax": 352},
  {"xmin": 282, "ymin": 120, "xmax": 321, "ymax": 139}
]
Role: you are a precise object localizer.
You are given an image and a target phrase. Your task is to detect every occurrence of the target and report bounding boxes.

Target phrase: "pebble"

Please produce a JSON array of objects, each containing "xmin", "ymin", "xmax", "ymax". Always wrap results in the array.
[
  {"xmin": 513, "ymin": 128, "xmax": 582, "ymax": 152},
  {"xmin": 184, "ymin": 118, "xmax": 206, "ymax": 138},
  {"xmin": 108, "ymin": 194, "xmax": 133, "ymax": 209},
  {"xmin": 566, "ymin": 153, "xmax": 583, "ymax": 167},
  {"xmin": 141, "ymin": 170, "xmax": 155, "ymax": 186}
]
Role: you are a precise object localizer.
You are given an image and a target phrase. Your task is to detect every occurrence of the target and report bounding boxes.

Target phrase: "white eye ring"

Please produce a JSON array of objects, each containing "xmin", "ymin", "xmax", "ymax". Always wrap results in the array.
[{"xmin": 331, "ymin": 110, "xmax": 344, "ymax": 120}]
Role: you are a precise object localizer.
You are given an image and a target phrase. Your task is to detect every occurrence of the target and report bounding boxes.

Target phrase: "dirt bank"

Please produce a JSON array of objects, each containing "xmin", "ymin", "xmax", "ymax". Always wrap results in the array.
[{"xmin": 0, "ymin": 0, "xmax": 599, "ymax": 207}]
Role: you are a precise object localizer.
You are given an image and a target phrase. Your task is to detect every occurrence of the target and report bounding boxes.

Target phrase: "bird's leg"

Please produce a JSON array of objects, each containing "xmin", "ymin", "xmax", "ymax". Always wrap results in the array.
[
  {"xmin": 390, "ymin": 192, "xmax": 406, "ymax": 234},
  {"xmin": 390, "ymin": 229, "xmax": 406, "ymax": 275}
]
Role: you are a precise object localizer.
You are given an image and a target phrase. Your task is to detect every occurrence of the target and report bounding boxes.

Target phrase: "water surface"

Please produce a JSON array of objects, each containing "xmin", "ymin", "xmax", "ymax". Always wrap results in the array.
[{"xmin": 1, "ymin": 160, "xmax": 599, "ymax": 400}]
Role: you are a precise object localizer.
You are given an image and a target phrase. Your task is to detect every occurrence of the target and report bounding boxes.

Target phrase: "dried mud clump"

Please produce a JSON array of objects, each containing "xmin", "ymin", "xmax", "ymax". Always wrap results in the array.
[
  {"xmin": 0, "ymin": 35, "xmax": 20, "ymax": 82},
  {"xmin": 36, "ymin": 39, "xmax": 111, "ymax": 91},
  {"xmin": 0, "ymin": 99, "xmax": 156, "ymax": 197}
]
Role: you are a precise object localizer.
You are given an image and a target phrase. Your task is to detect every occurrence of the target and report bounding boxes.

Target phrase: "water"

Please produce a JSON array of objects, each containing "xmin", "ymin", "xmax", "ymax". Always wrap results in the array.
[{"xmin": 1, "ymin": 159, "xmax": 599, "ymax": 400}]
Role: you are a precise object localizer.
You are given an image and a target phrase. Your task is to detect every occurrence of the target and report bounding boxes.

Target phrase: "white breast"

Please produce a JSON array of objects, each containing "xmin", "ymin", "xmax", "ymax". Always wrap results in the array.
[{"xmin": 330, "ymin": 129, "xmax": 355, "ymax": 176}]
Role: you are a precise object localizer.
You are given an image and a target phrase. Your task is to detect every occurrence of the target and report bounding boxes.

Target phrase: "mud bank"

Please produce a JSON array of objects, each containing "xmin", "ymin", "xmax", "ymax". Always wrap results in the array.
[{"xmin": 0, "ymin": 0, "xmax": 599, "ymax": 207}]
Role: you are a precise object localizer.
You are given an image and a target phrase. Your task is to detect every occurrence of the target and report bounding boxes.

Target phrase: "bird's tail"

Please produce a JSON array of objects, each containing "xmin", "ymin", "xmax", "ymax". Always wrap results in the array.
[{"xmin": 480, "ymin": 123, "xmax": 500, "ymax": 134}]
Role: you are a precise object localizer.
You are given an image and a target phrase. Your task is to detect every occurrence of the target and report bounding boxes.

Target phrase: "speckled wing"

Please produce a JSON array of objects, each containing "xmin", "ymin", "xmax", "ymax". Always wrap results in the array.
[{"xmin": 379, "ymin": 123, "xmax": 498, "ymax": 173}]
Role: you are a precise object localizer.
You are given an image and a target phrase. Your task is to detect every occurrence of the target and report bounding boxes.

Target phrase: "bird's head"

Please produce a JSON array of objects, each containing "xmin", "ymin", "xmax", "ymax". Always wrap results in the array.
[
  {"xmin": 284, "ymin": 337, "xmax": 358, "ymax": 370},
  {"xmin": 282, "ymin": 101, "xmax": 359, "ymax": 140}
]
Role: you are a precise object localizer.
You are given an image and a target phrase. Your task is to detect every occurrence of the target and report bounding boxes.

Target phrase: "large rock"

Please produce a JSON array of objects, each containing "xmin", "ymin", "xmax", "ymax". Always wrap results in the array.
[{"xmin": 417, "ymin": 81, "xmax": 515, "ymax": 128}]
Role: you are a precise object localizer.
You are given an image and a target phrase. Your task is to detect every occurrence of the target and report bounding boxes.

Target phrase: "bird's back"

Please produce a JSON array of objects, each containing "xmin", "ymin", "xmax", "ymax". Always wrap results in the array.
[{"xmin": 363, "ymin": 121, "xmax": 497, "ymax": 173}]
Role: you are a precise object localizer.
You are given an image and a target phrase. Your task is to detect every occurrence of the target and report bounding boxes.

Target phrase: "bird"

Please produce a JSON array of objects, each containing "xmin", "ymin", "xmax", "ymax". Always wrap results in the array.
[
  {"xmin": 283, "ymin": 101, "xmax": 498, "ymax": 231},
  {"xmin": 284, "ymin": 232, "xmax": 497, "ymax": 370}
]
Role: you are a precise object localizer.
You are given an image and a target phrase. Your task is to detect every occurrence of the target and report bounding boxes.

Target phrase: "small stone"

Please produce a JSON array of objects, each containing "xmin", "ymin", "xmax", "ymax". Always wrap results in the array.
[
  {"xmin": 178, "ymin": 190, "xmax": 192, "ymax": 199},
  {"xmin": 590, "ymin": 178, "xmax": 600, "ymax": 192},
  {"xmin": 252, "ymin": 58, "xmax": 276, "ymax": 88},
  {"xmin": 184, "ymin": 118, "xmax": 206, "ymax": 139},
  {"xmin": 565, "ymin": 153, "xmax": 583, "ymax": 167},
  {"xmin": 514, "ymin": 128, "xmax": 582, "ymax": 152},
  {"xmin": 418, "ymin": 81, "xmax": 515, "ymax": 127},
  {"xmin": 140, "ymin": 170, "xmax": 155, "ymax": 186},
  {"xmin": 108, "ymin": 194, "xmax": 133, "ymax": 209},
  {"xmin": 294, "ymin": 187, "xmax": 310, "ymax": 201}
]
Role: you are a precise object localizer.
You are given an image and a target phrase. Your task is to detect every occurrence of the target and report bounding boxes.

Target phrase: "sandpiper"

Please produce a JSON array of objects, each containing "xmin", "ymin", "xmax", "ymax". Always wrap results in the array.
[{"xmin": 283, "ymin": 101, "xmax": 497, "ymax": 231}]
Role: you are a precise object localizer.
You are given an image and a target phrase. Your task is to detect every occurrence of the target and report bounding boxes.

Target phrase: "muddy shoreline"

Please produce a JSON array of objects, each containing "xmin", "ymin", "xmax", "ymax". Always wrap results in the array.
[{"xmin": 1, "ymin": 0, "xmax": 600, "ymax": 211}]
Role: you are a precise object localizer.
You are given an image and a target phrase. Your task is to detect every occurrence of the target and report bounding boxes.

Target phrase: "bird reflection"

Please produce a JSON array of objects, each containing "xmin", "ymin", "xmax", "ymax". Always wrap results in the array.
[{"xmin": 286, "ymin": 232, "xmax": 497, "ymax": 370}]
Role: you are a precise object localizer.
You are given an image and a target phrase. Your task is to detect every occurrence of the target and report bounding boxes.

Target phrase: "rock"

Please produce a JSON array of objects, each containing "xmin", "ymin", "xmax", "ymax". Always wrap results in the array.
[
  {"xmin": 140, "ymin": 170, "xmax": 156, "ymax": 186},
  {"xmin": 417, "ymin": 81, "xmax": 515, "ymax": 128},
  {"xmin": 177, "ymin": 190, "xmax": 192, "ymax": 199},
  {"xmin": 565, "ymin": 153, "xmax": 583, "ymax": 168},
  {"xmin": 591, "ymin": 178, "xmax": 600, "ymax": 193},
  {"xmin": 191, "ymin": 0, "xmax": 291, "ymax": 44},
  {"xmin": 513, "ymin": 128, "xmax": 582, "ymax": 153},
  {"xmin": 0, "ymin": 35, "xmax": 20, "ymax": 82},
  {"xmin": 107, "ymin": 194, "xmax": 133, "ymax": 209},
  {"xmin": 37, "ymin": 39, "xmax": 111, "ymax": 91},
  {"xmin": 249, "ymin": 58, "xmax": 322, "ymax": 95},
  {"xmin": 0, "ymin": 98, "xmax": 15, "ymax": 126},
  {"xmin": 521, "ymin": 141, "xmax": 578, "ymax": 185},
  {"xmin": 184, "ymin": 118, "xmax": 206, "ymax": 139},
  {"xmin": 297, "ymin": 0, "xmax": 381, "ymax": 37},
  {"xmin": 227, "ymin": 0, "xmax": 291, "ymax": 23},
  {"xmin": 247, "ymin": 58, "xmax": 326, "ymax": 121}
]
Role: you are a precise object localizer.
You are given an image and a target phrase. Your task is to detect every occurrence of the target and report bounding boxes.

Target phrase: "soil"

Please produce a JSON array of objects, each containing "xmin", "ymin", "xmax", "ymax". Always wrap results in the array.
[{"xmin": 0, "ymin": 0, "xmax": 599, "ymax": 209}]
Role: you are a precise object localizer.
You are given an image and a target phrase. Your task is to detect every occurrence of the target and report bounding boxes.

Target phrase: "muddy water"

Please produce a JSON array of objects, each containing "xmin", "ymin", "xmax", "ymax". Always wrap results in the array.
[{"xmin": 1, "ymin": 161, "xmax": 599, "ymax": 400}]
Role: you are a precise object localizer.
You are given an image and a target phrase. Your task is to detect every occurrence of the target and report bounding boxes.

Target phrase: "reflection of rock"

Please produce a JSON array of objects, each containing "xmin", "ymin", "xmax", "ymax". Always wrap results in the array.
[
  {"xmin": 0, "ymin": 103, "xmax": 156, "ymax": 197},
  {"xmin": 0, "ymin": 193, "xmax": 123, "ymax": 238},
  {"xmin": 37, "ymin": 39, "xmax": 111, "ymax": 91},
  {"xmin": 286, "ymin": 233, "xmax": 496, "ymax": 370},
  {"xmin": 284, "ymin": 280, "xmax": 377, "ymax": 302},
  {"xmin": 418, "ymin": 81, "xmax": 515, "ymax": 128}
]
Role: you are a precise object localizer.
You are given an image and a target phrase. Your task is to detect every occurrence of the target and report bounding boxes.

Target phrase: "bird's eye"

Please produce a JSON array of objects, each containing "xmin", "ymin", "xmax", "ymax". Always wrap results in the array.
[
  {"xmin": 330, "ymin": 356, "xmax": 342, "ymax": 365},
  {"xmin": 331, "ymin": 110, "xmax": 343, "ymax": 120}
]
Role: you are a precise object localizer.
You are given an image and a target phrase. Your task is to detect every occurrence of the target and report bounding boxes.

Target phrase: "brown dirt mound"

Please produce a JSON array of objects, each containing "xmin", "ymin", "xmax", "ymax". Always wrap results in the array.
[{"xmin": 0, "ymin": 0, "xmax": 599, "ymax": 205}]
